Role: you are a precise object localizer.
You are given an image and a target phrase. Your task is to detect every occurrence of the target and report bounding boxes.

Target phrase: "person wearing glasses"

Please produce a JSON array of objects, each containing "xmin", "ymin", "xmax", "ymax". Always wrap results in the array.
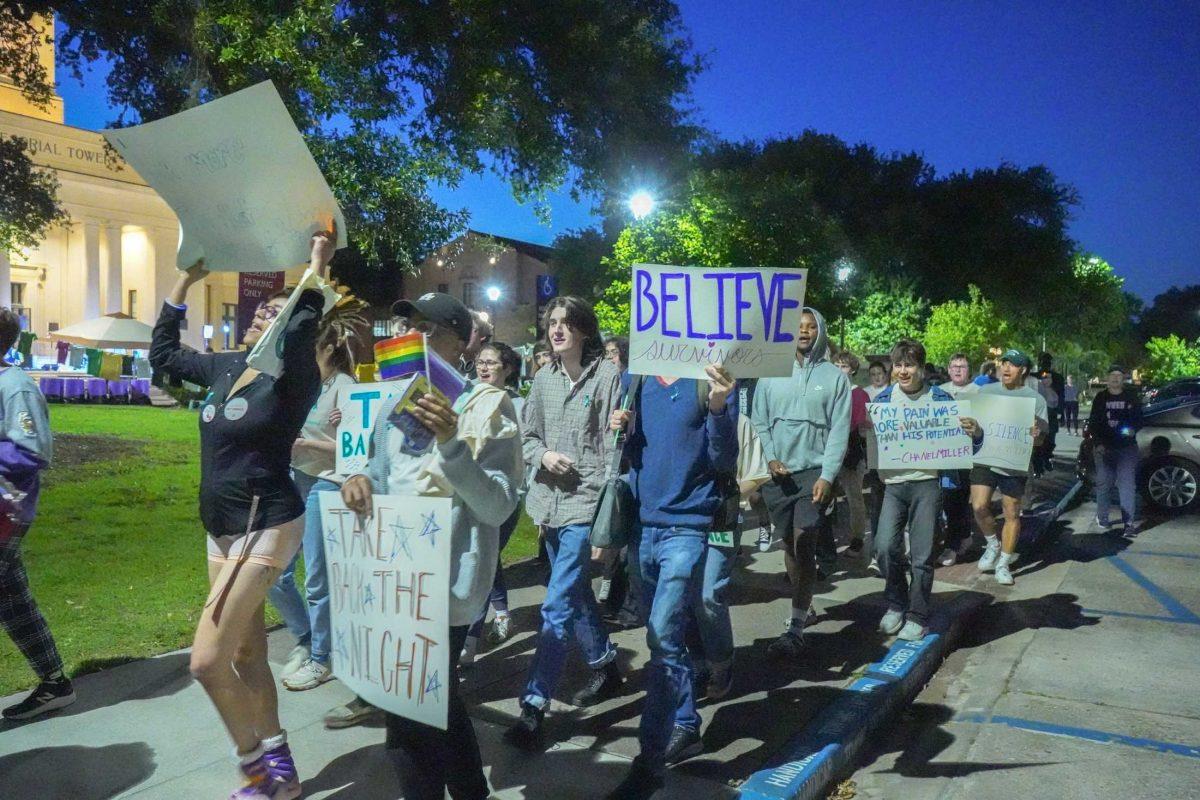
[
  {"xmin": 329, "ymin": 292, "xmax": 523, "ymax": 800},
  {"xmin": 149, "ymin": 229, "xmax": 336, "ymax": 800}
]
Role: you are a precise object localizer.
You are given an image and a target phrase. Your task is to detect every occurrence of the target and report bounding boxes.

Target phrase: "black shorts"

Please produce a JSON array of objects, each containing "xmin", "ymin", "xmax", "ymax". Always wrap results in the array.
[
  {"xmin": 760, "ymin": 467, "xmax": 828, "ymax": 534},
  {"xmin": 969, "ymin": 465, "xmax": 1027, "ymax": 500}
]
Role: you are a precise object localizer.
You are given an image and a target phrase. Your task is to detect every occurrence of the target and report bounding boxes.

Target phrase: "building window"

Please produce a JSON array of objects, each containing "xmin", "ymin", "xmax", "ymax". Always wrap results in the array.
[
  {"xmin": 222, "ymin": 302, "xmax": 238, "ymax": 350},
  {"xmin": 437, "ymin": 283, "xmax": 449, "ymax": 294},
  {"xmin": 11, "ymin": 283, "xmax": 25, "ymax": 306},
  {"xmin": 462, "ymin": 281, "xmax": 476, "ymax": 308},
  {"xmin": 127, "ymin": 289, "xmax": 138, "ymax": 317}
]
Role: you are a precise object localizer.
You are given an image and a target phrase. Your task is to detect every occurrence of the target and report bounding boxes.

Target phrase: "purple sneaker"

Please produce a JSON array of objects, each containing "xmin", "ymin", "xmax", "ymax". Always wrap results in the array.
[{"xmin": 230, "ymin": 744, "xmax": 301, "ymax": 799}]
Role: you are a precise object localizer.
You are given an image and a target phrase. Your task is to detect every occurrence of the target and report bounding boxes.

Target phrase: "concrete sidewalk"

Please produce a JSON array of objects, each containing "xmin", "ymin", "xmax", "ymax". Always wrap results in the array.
[
  {"xmin": 0, "ymin": 455, "xmax": 1082, "ymax": 800},
  {"xmin": 848, "ymin": 471, "xmax": 1200, "ymax": 796}
]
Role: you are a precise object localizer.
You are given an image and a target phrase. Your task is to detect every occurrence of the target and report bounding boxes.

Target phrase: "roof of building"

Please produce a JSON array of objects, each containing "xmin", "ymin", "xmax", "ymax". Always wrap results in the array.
[{"xmin": 465, "ymin": 229, "xmax": 556, "ymax": 263}]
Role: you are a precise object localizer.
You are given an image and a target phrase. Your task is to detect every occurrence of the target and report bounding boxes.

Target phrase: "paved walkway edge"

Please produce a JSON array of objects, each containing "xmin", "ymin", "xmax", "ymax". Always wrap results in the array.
[{"xmin": 737, "ymin": 592, "xmax": 985, "ymax": 800}]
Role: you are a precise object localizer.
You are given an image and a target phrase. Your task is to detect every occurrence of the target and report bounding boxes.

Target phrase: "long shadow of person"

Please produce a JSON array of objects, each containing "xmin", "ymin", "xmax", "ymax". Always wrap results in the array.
[{"xmin": 958, "ymin": 593, "xmax": 1099, "ymax": 649}]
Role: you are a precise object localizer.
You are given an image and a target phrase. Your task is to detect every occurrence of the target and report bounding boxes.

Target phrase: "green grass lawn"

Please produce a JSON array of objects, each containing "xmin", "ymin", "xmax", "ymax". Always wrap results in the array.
[{"xmin": 0, "ymin": 405, "xmax": 539, "ymax": 696}]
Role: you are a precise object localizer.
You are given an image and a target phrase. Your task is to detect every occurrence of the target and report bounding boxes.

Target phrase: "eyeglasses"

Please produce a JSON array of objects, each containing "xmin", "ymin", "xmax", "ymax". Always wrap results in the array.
[
  {"xmin": 254, "ymin": 303, "xmax": 280, "ymax": 321},
  {"xmin": 475, "ymin": 359, "xmax": 502, "ymax": 369}
]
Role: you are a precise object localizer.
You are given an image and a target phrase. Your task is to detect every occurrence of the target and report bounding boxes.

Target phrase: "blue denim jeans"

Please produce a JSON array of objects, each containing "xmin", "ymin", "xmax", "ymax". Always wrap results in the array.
[
  {"xmin": 521, "ymin": 524, "xmax": 616, "ymax": 709},
  {"xmin": 630, "ymin": 525, "xmax": 707, "ymax": 767},
  {"xmin": 1095, "ymin": 445, "xmax": 1138, "ymax": 525},
  {"xmin": 267, "ymin": 472, "xmax": 338, "ymax": 664}
]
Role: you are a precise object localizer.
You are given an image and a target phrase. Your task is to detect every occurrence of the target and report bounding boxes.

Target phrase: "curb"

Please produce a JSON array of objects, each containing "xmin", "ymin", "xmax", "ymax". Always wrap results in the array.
[{"xmin": 737, "ymin": 590, "xmax": 988, "ymax": 800}]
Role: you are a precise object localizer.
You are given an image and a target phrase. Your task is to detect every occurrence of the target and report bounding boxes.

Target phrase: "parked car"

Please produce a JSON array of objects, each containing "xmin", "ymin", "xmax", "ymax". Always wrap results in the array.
[
  {"xmin": 1142, "ymin": 376, "xmax": 1200, "ymax": 405},
  {"xmin": 1078, "ymin": 397, "xmax": 1200, "ymax": 514}
]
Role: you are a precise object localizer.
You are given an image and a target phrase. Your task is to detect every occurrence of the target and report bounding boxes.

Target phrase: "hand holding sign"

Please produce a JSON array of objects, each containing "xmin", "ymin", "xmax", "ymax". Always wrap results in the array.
[{"xmin": 704, "ymin": 363, "xmax": 736, "ymax": 411}]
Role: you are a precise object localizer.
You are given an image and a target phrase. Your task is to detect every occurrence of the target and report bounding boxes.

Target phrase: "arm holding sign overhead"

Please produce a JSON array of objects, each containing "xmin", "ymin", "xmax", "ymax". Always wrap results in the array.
[
  {"xmin": 704, "ymin": 364, "xmax": 739, "ymax": 475},
  {"xmin": 150, "ymin": 260, "xmax": 221, "ymax": 387},
  {"xmin": 274, "ymin": 229, "xmax": 337, "ymax": 397}
]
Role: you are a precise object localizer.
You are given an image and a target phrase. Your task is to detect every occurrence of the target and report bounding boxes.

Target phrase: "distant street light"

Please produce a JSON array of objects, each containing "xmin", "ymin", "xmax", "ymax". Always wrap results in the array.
[
  {"xmin": 835, "ymin": 259, "xmax": 855, "ymax": 347},
  {"xmin": 836, "ymin": 260, "xmax": 854, "ymax": 284},
  {"xmin": 486, "ymin": 286, "xmax": 502, "ymax": 303},
  {"xmin": 629, "ymin": 190, "xmax": 655, "ymax": 220}
]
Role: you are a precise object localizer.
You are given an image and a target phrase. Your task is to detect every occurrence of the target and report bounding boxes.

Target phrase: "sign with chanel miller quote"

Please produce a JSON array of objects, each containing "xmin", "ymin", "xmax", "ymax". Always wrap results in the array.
[{"xmin": 627, "ymin": 264, "xmax": 808, "ymax": 379}]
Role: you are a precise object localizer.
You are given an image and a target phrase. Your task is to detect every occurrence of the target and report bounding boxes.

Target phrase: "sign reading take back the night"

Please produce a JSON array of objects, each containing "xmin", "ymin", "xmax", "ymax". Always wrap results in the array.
[
  {"xmin": 627, "ymin": 264, "xmax": 807, "ymax": 379},
  {"xmin": 319, "ymin": 492, "xmax": 452, "ymax": 730}
]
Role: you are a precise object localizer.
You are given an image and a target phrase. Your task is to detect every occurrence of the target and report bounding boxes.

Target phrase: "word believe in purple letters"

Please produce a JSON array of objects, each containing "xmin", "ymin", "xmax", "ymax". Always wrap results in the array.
[{"xmin": 634, "ymin": 268, "xmax": 805, "ymax": 343}]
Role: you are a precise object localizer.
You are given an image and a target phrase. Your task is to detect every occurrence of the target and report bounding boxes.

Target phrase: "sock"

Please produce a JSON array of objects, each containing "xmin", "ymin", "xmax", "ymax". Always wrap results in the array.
[
  {"xmin": 495, "ymin": 610, "xmax": 509, "ymax": 619},
  {"xmin": 43, "ymin": 669, "xmax": 67, "ymax": 684},
  {"xmin": 237, "ymin": 743, "xmax": 265, "ymax": 765},
  {"xmin": 789, "ymin": 606, "xmax": 808, "ymax": 629},
  {"xmin": 261, "ymin": 731, "xmax": 287, "ymax": 752},
  {"xmin": 984, "ymin": 535, "xmax": 999, "ymax": 548},
  {"xmin": 996, "ymin": 552, "xmax": 1014, "ymax": 569}
]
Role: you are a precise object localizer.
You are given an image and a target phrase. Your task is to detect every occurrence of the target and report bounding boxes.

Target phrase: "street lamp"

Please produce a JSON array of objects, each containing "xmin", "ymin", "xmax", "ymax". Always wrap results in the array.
[
  {"xmin": 835, "ymin": 259, "xmax": 854, "ymax": 347},
  {"xmin": 485, "ymin": 286, "xmax": 502, "ymax": 303},
  {"xmin": 629, "ymin": 190, "xmax": 655, "ymax": 220}
]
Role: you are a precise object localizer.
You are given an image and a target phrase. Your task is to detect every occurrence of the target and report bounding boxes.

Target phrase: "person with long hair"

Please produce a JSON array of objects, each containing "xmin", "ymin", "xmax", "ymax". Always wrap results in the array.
[
  {"xmin": 149, "ymin": 230, "xmax": 335, "ymax": 800},
  {"xmin": 504, "ymin": 296, "xmax": 625, "ymax": 750},
  {"xmin": 267, "ymin": 303, "xmax": 367, "ymax": 690},
  {"xmin": 461, "ymin": 341, "xmax": 524, "ymax": 663}
]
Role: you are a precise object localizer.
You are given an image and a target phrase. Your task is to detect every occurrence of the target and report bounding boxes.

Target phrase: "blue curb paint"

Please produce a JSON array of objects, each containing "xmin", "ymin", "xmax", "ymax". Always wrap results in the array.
[{"xmin": 955, "ymin": 712, "xmax": 1200, "ymax": 760}]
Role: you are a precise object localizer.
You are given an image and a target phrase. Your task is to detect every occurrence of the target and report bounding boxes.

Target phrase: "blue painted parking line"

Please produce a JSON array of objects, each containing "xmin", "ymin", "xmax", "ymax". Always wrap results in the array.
[
  {"xmin": 1124, "ymin": 550, "xmax": 1200, "ymax": 561},
  {"xmin": 1106, "ymin": 555, "xmax": 1200, "ymax": 623},
  {"xmin": 1080, "ymin": 608, "xmax": 1200, "ymax": 626},
  {"xmin": 955, "ymin": 712, "xmax": 1200, "ymax": 760}
]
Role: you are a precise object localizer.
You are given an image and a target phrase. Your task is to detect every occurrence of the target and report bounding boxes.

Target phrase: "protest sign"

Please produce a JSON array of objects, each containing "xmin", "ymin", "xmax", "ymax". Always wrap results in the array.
[
  {"xmin": 103, "ymin": 80, "xmax": 347, "ymax": 272},
  {"xmin": 970, "ymin": 394, "xmax": 1037, "ymax": 472},
  {"xmin": 627, "ymin": 264, "xmax": 807, "ymax": 379},
  {"xmin": 335, "ymin": 379, "xmax": 412, "ymax": 475},
  {"xmin": 867, "ymin": 399, "xmax": 974, "ymax": 471},
  {"xmin": 319, "ymin": 492, "xmax": 452, "ymax": 729}
]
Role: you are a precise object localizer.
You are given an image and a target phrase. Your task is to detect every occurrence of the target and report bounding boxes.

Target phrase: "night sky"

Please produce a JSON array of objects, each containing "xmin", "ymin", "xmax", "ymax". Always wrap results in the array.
[{"xmin": 57, "ymin": 1, "xmax": 1199, "ymax": 301}]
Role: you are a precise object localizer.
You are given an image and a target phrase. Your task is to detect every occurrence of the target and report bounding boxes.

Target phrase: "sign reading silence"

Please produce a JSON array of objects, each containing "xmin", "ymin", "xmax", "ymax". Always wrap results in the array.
[
  {"xmin": 970, "ymin": 394, "xmax": 1038, "ymax": 473},
  {"xmin": 319, "ymin": 492, "xmax": 453, "ymax": 729},
  {"xmin": 627, "ymin": 264, "xmax": 808, "ymax": 379},
  {"xmin": 103, "ymin": 80, "xmax": 347, "ymax": 272},
  {"xmin": 868, "ymin": 398, "xmax": 976, "ymax": 471}
]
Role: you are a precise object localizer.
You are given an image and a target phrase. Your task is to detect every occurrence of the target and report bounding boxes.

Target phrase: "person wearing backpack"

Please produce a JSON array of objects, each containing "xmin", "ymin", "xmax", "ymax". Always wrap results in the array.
[{"xmin": 605, "ymin": 363, "xmax": 738, "ymax": 799}]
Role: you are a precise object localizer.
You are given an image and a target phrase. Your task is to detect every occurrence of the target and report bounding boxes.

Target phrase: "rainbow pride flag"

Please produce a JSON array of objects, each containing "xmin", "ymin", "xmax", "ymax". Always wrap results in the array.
[
  {"xmin": 375, "ymin": 332, "xmax": 425, "ymax": 380},
  {"xmin": 374, "ymin": 332, "xmax": 467, "ymax": 403}
]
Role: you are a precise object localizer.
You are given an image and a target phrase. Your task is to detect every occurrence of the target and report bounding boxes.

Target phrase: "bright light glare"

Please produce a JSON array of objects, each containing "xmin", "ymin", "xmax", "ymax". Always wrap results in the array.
[
  {"xmin": 836, "ymin": 264, "xmax": 854, "ymax": 283},
  {"xmin": 486, "ymin": 286, "xmax": 502, "ymax": 302},
  {"xmin": 629, "ymin": 190, "xmax": 655, "ymax": 220}
]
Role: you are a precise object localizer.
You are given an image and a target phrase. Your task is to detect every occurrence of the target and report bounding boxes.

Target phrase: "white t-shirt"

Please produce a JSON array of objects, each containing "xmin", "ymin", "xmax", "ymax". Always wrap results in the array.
[
  {"xmin": 879, "ymin": 384, "xmax": 942, "ymax": 485},
  {"xmin": 980, "ymin": 381, "xmax": 1049, "ymax": 476},
  {"xmin": 940, "ymin": 380, "xmax": 979, "ymax": 399},
  {"xmin": 865, "ymin": 384, "xmax": 888, "ymax": 400},
  {"xmin": 293, "ymin": 371, "xmax": 357, "ymax": 480}
]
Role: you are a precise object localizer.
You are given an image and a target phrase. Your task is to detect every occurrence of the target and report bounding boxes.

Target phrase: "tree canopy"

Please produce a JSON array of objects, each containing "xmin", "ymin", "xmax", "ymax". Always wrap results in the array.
[
  {"xmin": 1139, "ymin": 284, "xmax": 1200, "ymax": 343},
  {"xmin": 1142, "ymin": 335, "xmax": 1200, "ymax": 384},
  {"xmin": 922, "ymin": 285, "xmax": 1009, "ymax": 368},
  {"xmin": 1, "ymin": 0, "xmax": 700, "ymax": 271}
]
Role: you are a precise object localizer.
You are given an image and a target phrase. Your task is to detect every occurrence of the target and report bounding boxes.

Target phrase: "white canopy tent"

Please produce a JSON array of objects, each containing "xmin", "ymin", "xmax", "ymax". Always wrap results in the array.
[{"xmin": 50, "ymin": 313, "xmax": 154, "ymax": 350}]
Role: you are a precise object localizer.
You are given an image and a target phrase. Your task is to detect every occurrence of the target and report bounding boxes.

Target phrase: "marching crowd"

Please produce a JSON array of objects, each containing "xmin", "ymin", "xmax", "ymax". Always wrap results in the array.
[{"xmin": 0, "ymin": 233, "xmax": 1147, "ymax": 800}]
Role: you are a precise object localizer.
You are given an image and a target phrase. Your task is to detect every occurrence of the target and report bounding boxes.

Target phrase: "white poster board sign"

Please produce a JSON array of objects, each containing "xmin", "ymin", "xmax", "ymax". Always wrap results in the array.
[
  {"xmin": 245, "ymin": 267, "xmax": 342, "ymax": 378},
  {"xmin": 103, "ymin": 80, "xmax": 347, "ymax": 272},
  {"xmin": 335, "ymin": 380, "xmax": 411, "ymax": 476},
  {"xmin": 319, "ymin": 492, "xmax": 452, "ymax": 729},
  {"xmin": 627, "ymin": 264, "xmax": 807, "ymax": 379},
  {"xmin": 971, "ymin": 394, "xmax": 1036, "ymax": 472},
  {"xmin": 868, "ymin": 399, "xmax": 974, "ymax": 470}
]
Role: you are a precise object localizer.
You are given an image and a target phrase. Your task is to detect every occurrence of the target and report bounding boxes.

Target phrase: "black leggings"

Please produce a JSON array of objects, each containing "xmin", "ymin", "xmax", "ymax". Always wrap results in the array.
[
  {"xmin": 385, "ymin": 624, "xmax": 488, "ymax": 800},
  {"xmin": 1063, "ymin": 401, "xmax": 1079, "ymax": 432}
]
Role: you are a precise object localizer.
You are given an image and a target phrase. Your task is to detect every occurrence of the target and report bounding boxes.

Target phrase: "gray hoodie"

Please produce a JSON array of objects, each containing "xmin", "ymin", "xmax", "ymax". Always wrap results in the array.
[{"xmin": 749, "ymin": 307, "xmax": 852, "ymax": 484}]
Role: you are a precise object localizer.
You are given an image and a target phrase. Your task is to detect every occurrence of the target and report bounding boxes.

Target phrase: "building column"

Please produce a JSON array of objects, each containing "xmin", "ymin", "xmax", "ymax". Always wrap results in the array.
[
  {"xmin": 105, "ymin": 223, "xmax": 123, "ymax": 314},
  {"xmin": 0, "ymin": 250, "xmax": 10, "ymax": 308},
  {"xmin": 83, "ymin": 220, "xmax": 101, "ymax": 319}
]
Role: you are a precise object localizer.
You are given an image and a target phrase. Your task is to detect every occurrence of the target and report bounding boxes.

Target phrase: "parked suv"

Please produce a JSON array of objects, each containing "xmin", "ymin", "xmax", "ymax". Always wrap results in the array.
[{"xmin": 1078, "ymin": 397, "xmax": 1200, "ymax": 514}]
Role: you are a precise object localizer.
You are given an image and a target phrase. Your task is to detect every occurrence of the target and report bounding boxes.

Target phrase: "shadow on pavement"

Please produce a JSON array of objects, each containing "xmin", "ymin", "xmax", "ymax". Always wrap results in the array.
[
  {"xmin": 301, "ymin": 742, "xmax": 400, "ymax": 799},
  {"xmin": 958, "ymin": 593, "xmax": 1099, "ymax": 649},
  {"xmin": 0, "ymin": 742, "xmax": 156, "ymax": 799},
  {"xmin": 870, "ymin": 702, "xmax": 1060, "ymax": 778}
]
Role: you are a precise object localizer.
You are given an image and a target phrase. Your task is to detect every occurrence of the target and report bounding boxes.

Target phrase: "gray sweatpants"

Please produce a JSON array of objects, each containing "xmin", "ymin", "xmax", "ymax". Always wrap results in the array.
[{"xmin": 875, "ymin": 478, "xmax": 942, "ymax": 626}]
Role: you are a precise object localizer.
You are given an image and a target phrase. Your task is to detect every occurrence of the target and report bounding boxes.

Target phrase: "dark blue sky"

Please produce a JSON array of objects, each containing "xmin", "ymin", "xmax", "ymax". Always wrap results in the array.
[{"xmin": 58, "ymin": 1, "xmax": 1199, "ymax": 300}]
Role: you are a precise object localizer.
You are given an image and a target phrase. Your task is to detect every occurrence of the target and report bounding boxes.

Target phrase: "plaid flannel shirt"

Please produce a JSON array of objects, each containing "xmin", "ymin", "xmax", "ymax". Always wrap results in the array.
[{"xmin": 522, "ymin": 356, "xmax": 623, "ymax": 528}]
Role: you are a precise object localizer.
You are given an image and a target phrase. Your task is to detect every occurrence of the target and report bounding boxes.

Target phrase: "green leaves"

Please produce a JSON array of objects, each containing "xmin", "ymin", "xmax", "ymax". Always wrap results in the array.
[
  {"xmin": 0, "ymin": 135, "xmax": 70, "ymax": 254},
  {"xmin": 1142, "ymin": 335, "xmax": 1200, "ymax": 384}
]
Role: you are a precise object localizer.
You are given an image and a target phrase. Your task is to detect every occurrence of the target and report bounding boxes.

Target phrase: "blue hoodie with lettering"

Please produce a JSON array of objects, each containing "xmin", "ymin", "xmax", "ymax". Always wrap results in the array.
[{"xmin": 749, "ymin": 307, "xmax": 851, "ymax": 483}]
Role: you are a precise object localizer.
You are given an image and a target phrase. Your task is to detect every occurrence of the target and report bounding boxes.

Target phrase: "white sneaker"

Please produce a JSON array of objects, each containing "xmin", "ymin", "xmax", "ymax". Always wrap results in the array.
[
  {"xmin": 283, "ymin": 658, "xmax": 333, "ymax": 691},
  {"xmin": 994, "ymin": 561, "xmax": 1015, "ymax": 586},
  {"xmin": 977, "ymin": 540, "xmax": 1001, "ymax": 572},
  {"xmin": 282, "ymin": 644, "xmax": 310, "ymax": 679},
  {"xmin": 897, "ymin": 620, "xmax": 928, "ymax": 641},
  {"xmin": 460, "ymin": 635, "xmax": 479, "ymax": 667},
  {"xmin": 597, "ymin": 578, "xmax": 612, "ymax": 603},
  {"xmin": 879, "ymin": 609, "xmax": 905, "ymax": 635},
  {"xmin": 757, "ymin": 527, "xmax": 773, "ymax": 552},
  {"xmin": 868, "ymin": 558, "xmax": 882, "ymax": 576}
]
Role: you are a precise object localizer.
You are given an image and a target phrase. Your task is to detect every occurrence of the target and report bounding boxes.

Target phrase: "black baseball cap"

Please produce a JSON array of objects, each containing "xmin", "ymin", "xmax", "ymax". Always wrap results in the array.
[{"xmin": 392, "ymin": 292, "xmax": 473, "ymax": 343}]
